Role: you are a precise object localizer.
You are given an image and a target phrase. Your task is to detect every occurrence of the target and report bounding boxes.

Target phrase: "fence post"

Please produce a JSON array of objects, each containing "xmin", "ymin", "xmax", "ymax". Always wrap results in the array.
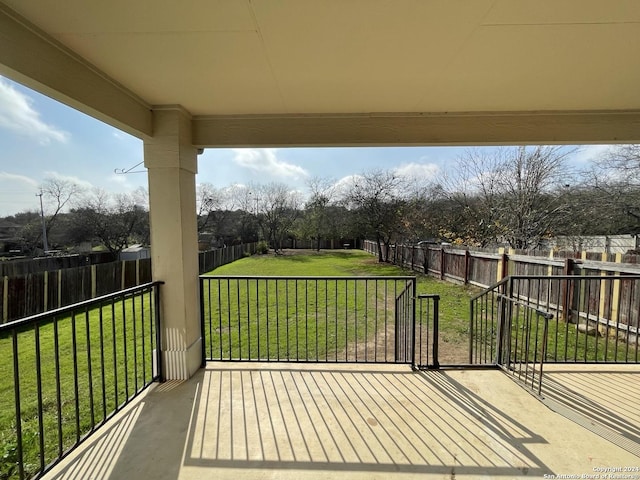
[
  {"xmin": 497, "ymin": 248, "xmax": 509, "ymax": 281},
  {"xmin": 464, "ymin": 249, "xmax": 470, "ymax": 284},
  {"xmin": 43, "ymin": 270, "xmax": 48, "ymax": 312},
  {"xmin": 91, "ymin": 264, "xmax": 97, "ymax": 298},
  {"xmin": 2, "ymin": 276, "xmax": 7, "ymax": 323},
  {"xmin": 561, "ymin": 258, "xmax": 575, "ymax": 323},
  {"xmin": 608, "ymin": 253, "xmax": 622, "ymax": 336},
  {"xmin": 440, "ymin": 248, "xmax": 445, "ymax": 280},
  {"xmin": 57, "ymin": 270, "xmax": 62, "ymax": 308},
  {"xmin": 411, "ymin": 246, "xmax": 415, "ymax": 270}
]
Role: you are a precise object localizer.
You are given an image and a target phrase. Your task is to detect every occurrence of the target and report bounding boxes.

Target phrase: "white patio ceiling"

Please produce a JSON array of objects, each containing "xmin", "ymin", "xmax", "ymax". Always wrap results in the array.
[{"xmin": 1, "ymin": 0, "xmax": 640, "ymax": 145}]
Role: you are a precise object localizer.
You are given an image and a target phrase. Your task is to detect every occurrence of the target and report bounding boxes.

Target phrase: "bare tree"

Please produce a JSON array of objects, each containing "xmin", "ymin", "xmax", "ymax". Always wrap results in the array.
[
  {"xmin": 196, "ymin": 183, "xmax": 224, "ymax": 233},
  {"xmin": 256, "ymin": 183, "xmax": 303, "ymax": 253},
  {"xmin": 303, "ymin": 176, "xmax": 336, "ymax": 251},
  {"xmin": 587, "ymin": 145, "xmax": 640, "ymax": 232},
  {"xmin": 342, "ymin": 170, "xmax": 410, "ymax": 262},
  {"xmin": 437, "ymin": 150, "xmax": 505, "ymax": 246},
  {"xmin": 39, "ymin": 177, "xmax": 83, "ymax": 245},
  {"xmin": 440, "ymin": 147, "xmax": 574, "ymax": 248},
  {"xmin": 497, "ymin": 146, "xmax": 575, "ymax": 249},
  {"xmin": 71, "ymin": 189, "xmax": 148, "ymax": 257}
]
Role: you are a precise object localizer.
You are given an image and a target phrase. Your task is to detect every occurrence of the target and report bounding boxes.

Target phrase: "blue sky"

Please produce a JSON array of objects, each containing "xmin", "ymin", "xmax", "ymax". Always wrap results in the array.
[{"xmin": 0, "ymin": 75, "xmax": 611, "ymax": 217}]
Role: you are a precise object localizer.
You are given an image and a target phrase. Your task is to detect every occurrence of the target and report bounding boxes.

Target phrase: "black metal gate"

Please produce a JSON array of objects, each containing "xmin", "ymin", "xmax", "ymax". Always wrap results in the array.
[{"xmin": 394, "ymin": 280, "xmax": 414, "ymax": 364}]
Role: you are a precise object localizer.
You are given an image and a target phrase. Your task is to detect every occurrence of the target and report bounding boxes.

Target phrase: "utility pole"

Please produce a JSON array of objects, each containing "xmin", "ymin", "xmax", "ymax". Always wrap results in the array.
[{"xmin": 36, "ymin": 191, "xmax": 49, "ymax": 254}]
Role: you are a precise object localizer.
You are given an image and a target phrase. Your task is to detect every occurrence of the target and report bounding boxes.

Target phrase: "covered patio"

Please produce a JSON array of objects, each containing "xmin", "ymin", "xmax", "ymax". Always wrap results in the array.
[
  {"xmin": 2, "ymin": 0, "xmax": 640, "ymax": 381},
  {"xmin": 43, "ymin": 363, "xmax": 639, "ymax": 479},
  {"xmin": 1, "ymin": 1, "xmax": 640, "ymax": 478}
]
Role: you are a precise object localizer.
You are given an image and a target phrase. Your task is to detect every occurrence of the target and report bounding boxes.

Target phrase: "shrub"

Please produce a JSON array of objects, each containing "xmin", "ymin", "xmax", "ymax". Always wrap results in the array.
[{"xmin": 257, "ymin": 241, "xmax": 269, "ymax": 254}]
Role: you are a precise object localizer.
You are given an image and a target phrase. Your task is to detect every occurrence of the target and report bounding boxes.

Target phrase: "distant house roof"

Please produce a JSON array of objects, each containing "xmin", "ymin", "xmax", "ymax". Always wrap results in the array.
[{"xmin": 121, "ymin": 244, "xmax": 147, "ymax": 253}]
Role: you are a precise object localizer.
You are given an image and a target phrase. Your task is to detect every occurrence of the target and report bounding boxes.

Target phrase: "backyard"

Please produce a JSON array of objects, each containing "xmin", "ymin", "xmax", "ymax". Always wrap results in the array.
[{"xmin": 3, "ymin": 248, "xmax": 637, "ymax": 480}]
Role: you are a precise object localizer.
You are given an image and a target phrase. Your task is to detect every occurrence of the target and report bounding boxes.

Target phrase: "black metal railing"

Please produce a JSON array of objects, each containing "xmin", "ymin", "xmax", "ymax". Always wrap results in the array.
[
  {"xmin": 470, "ymin": 275, "xmax": 640, "ymax": 365},
  {"xmin": 414, "ymin": 294, "xmax": 440, "ymax": 369},
  {"xmin": 200, "ymin": 276, "xmax": 418, "ymax": 365},
  {"xmin": 0, "ymin": 281, "xmax": 162, "ymax": 480}
]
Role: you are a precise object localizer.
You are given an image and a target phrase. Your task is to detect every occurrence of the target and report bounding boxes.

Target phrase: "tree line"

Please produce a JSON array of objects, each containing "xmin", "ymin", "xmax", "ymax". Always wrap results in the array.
[{"xmin": 2, "ymin": 145, "xmax": 639, "ymax": 259}]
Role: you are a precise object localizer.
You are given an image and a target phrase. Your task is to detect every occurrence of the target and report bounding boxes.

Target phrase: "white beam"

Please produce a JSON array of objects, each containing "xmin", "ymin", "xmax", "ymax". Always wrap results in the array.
[
  {"xmin": 193, "ymin": 111, "xmax": 640, "ymax": 148},
  {"xmin": 0, "ymin": 4, "xmax": 152, "ymax": 138}
]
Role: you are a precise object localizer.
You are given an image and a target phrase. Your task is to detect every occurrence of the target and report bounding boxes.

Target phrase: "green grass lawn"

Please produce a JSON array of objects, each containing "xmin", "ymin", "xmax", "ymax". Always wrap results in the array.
[
  {"xmin": 471, "ymin": 293, "xmax": 638, "ymax": 365},
  {"xmin": 0, "ymin": 289, "xmax": 158, "ymax": 480}
]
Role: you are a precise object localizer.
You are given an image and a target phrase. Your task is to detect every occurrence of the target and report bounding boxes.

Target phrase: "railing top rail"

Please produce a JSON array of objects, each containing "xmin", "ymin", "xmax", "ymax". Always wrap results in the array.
[
  {"xmin": 417, "ymin": 294, "xmax": 440, "ymax": 300},
  {"xmin": 470, "ymin": 276, "xmax": 510, "ymax": 302},
  {"xmin": 509, "ymin": 274, "xmax": 640, "ymax": 280},
  {"xmin": 200, "ymin": 275, "xmax": 417, "ymax": 281},
  {"xmin": 576, "ymin": 261, "xmax": 640, "ymax": 274},
  {"xmin": 495, "ymin": 293, "xmax": 555, "ymax": 319},
  {"xmin": 0, "ymin": 280, "xmax": 164, "ymax": 332}
]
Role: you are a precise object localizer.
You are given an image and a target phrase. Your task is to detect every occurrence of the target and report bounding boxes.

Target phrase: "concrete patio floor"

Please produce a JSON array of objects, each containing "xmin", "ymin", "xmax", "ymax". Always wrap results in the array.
[
  {"xmin": 43, "ymin": 363, "xmax": 639, "ymax": 480},
  {"xmin": 541, "ymin": 364, "xmax": 640, "ymax": 458}
]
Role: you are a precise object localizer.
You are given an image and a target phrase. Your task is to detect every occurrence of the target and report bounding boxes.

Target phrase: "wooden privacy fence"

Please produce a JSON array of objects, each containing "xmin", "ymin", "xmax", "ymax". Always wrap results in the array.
[
  {"xmin": 1, "ymin": 243, "xmax": 257, "ymax": 323},
  {"xmin": 198, "ymin": 242, "xmax": 257, "ymax": 274},
  {"xmin": 362, "ymin": 240, "xmax": 640, "ymax": 335},
  {"xmin": 0, "ymin": 251, "xmax": 114, "ymax": 277},
  {"xmin": 1, "ymin": 259, "xmax": 152, "ymax": 323}
]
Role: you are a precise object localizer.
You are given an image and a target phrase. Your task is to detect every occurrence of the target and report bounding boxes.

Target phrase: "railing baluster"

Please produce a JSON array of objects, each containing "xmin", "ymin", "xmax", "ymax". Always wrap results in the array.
[
  {"xmin": 131, "ymin": 292, "xmax": 138, "ymax": 393},
  {"xmin": 121, "ymin": 294, "xmax": 129, "ymax": 401},
  {"xmin": 266, "ymin": 279, "xmax": 270, "ymax": 360},
  {"xmin": 334, "ymin": 279, "xmax": 338, "ymax": 362},
  {"xmin": 295, "ymin": 279, "xmax": 299, "ymax": 361},
  {"xmin": 354, "ymin": 279, "xmax": 358, "ymax": 362},
  {"xmin": 85, "ymin": 305, "xmax": 95, "ymax": 429},
  {"xmin": 111, "ymin": 299, "xmax": 118, "ymax": 414},
  {"xmin": 276, "ymin": 279, "xmax": 280, "ymax": 361},
  {"xmin": 12, "ymin": 328, "xmax": 24, "ymax": 480},
  {"xmin": 54, "ymin": 316, "xmax": 63, "ymax": 458},
  {"xmin": 227, "ymin": 279, "xmax": 232, "ymax": 359},
  {"xmin": 315, "ymin": 279, "xmax": 318, "ymax": 362},
  {"xmin": 99, "ymin": 304, "xmax": 107, "ymax": 421},
  {"xmin": 324, "ymin": 279, "xmax": 328, "ymax": 361},
  {"xmin": 71, "ymin": 311, "xmax": 80, "ymax": 442},
  {"xmin": 246, "ymin": 278, "xmax": 251, "ymax": 360},
  {"xmin": 285, "ymin": 279, "xmax": 289, "ymax": 360},
  {"xmin": 256, "ymin": 279, "xmax": 260, "ymax": 360},
  {"xmin": 141, "ymin": 291, "xmax": 146, "ymax": 385},
  {"xmin": 237, "ymin": 279, "xmax": 242, "ymax": 360},
  {"xmin": 34, "ymin": 322, "xmax": 45, "ymax": 473}
]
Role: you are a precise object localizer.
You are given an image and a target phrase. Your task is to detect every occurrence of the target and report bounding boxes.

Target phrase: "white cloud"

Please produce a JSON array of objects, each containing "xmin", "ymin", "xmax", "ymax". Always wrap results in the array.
[
  {"xmin": 0, "ymin": 172, "xmax": 39, "ymax": 216},
  {"xmin": 331, "ymin": 174, "xmax": 362, "ymax": 197},
  {"xmin": 43, "ymin": 171, "xmax": 95, "ymax": 190},
  {"xmin": 108, "ymin": 173, "xmax": 131, "ymax": 186},
  {"xmin": 394, "ymin": 162, "xmax": 440, "ymax": 180},
  {"xmin": 572, "ymin": 145, "xmax": 611, "ymax": 163},
  {"xmin": 0, "ymin": 77, "xmax": 69, "ymax": 145},
  {"xmin": 0, "ymin": 171, "xmax": 39, "ymax": 188},
  {"xmin": 232, "ymin": 148, "xmax": 309, "ymax": 180}
]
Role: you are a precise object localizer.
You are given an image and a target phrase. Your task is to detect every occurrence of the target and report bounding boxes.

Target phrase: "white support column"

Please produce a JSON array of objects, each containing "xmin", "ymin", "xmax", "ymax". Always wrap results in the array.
[{"xmin": 144, "ymin": 106, "xmax": 201, "ymax": 380}]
